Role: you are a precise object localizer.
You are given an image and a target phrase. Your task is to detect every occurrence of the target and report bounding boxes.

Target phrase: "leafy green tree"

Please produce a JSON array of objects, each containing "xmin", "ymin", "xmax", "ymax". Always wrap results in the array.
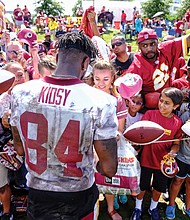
[
  {"xmin": 176, "ymin": 0, "xmax": 190, "ymax": 19},
  {"xmin": 72, "ymin": 0, "xmax": 82, "ymax": 17},
  {"xmin": 141, "ymin": 0, "xmax": 173, "ymax": 19},
  {"xmin": 35, "ymin": 0, "xmax": 65, "ymax": 17}
]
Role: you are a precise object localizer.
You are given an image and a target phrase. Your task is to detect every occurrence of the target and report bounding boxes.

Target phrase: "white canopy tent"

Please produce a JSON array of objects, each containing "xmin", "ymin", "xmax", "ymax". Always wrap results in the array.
[{"xmin": 82, "ymin": 0, "xmax": 142, "ymax": 22}]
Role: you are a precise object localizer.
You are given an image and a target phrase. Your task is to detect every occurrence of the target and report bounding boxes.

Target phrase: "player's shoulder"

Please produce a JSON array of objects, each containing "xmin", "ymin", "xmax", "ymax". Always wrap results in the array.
[
  {"xmin": 12, "ymin": 79, "xmax": 43, "ymax": 94},
  {"xmin": 86, "ymin": 85, "xmax": 116, "ymax": 101}
]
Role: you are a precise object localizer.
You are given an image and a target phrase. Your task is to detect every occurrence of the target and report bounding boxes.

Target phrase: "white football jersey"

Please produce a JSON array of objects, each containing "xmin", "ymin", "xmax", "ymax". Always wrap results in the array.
[{"xmin": 11, "ymin": 77, "xmax": 118, "ymax": 192}]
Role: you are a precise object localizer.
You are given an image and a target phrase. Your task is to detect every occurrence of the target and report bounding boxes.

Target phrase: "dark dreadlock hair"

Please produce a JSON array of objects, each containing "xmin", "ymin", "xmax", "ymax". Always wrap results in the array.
[{"xmin": 57, "ymin": 31, "xmax": 97, "ymax": 60}]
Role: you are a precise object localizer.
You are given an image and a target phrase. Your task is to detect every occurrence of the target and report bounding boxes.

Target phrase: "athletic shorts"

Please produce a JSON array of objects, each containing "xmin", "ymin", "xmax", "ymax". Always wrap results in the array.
[
  {"xmin": 27, "ymin": 182, "xmax": 99, "ymax": 220},
  {"xmin": 0, "ymin": 164, "xmax": 8, "ymax": 188},
  {"xmin": 140, "ymin": 166, "xmax": 168, "ymax": 193},
  {"xmin": 15, "ymin": 20, "xmax": 23, "ymax": 27},
  {"xmin": 176, "ymin": 158, "xmax": 190, "ymax": 178}
]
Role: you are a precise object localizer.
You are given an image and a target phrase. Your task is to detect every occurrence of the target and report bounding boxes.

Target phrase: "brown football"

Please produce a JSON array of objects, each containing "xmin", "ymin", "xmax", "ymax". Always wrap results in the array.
[
  {"xmin": 123, "ymin": 120, "xmax": 165, "ymax": 145},
  {"xmin": 145, "ymin": 92, "xmax": 160, "ymax": 109},
  {"xmin": 0, "ymin": 70, "xmax": 15, "ymax": 94}
]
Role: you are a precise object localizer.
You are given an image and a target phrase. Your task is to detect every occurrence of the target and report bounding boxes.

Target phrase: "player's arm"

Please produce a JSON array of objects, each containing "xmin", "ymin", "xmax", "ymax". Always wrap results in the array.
[
  {"xmin": 11, "ymin": 126, "xmax": 25, "ymax": 156},
  {"xmin": 94, "ymin": 138, "xmax": 118, "ymax": 178}
]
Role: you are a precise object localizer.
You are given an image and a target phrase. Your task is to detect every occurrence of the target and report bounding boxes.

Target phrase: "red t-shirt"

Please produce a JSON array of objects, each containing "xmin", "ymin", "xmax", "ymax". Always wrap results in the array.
[
  {"xmin": 121, "ymin": 13, "xmax": 127, "ymax": 22},
  {"xmin": 115, "ymin": 96, "xmax": 128, "ymax": 120},
  {"xmin": 126, "ymin": 38, "xmax": 184, "ymax": 94},
  {"xmin": 172, "ymin": 76, "xmax": 190, "ymax": 89},
  {"xmin": 13, "ymin": 8, "xmax": 23, "ymax": 21},
  {"xmin": 140, "ymin": 110, "xmax": 182, "ymax": 170},
  {"xmin": 185, "ymin": 12, "xmax": 190, "ymax": 22},
  {"xmin": 175, "ymin": 20, "xmax": 184, "ymax": 34}
]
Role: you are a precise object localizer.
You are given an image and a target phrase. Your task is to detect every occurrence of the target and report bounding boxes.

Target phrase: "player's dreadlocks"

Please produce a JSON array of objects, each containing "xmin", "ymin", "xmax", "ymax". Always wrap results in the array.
[{"xmin": 57, "ymin": 31, "xmax": 97, "ymax": 60}]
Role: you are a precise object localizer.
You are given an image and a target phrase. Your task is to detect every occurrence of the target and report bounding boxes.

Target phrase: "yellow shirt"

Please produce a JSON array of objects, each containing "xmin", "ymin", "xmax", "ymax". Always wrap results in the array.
[{"xmin": 48, "ymin": 20, "xmax": 58, "ymax": 31}]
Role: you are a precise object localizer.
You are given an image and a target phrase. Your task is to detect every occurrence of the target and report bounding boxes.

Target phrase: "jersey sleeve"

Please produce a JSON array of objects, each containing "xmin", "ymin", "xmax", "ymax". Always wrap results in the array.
[
  {"xmin": 126, "ymin": 54, "xmax": 141, "ymax": 76},
  {"xmin": 0, "ymin": 92, "xmax": 11, "ymax": 117},
  {"xmin": 94, "ymin": 98, "xmax": 118, "ymax": 140},
  {"xmin": 116, "ymin": 96, "xmax": 128, "ymax": 119},
  {"xmin": 158, "ymin": 38, "xmax": 184, "ymax": 64}
]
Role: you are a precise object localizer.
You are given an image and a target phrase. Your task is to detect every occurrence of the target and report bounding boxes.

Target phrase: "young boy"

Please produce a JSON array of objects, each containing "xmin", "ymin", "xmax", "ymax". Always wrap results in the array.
[
  {"xmin": 130, "ymin": 87, "xmax": 183, "ymax": 220},
  {"xmin": 165, "ymin": 122, "xmax": 190, "ymax": 219}
]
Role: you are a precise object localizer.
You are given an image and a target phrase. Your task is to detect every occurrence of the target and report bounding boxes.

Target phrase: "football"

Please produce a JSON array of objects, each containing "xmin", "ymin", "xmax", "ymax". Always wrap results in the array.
[
  {"xmin": 145, "ymin": 92, "xmax": 160, "ymax": 109},
  {"xmin": 181, "ymin": 121, "xmax": 190, "ymax": 136},
  {"xmin": 0, "ymin": 70, "xmax": 15, "ymax": 94},
  {"xmin": 123, "ymin": 120, "xmax": 165, "ymax": 145}
]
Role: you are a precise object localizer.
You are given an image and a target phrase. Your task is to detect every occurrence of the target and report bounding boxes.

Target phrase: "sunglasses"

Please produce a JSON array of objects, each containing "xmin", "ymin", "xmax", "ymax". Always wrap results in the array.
[
  {"xmin": 131, "ymin": 99, "xmax": 143, "ymax": 106},
  {"xmin": 111, "ymin": 41, "xmax": 124, "ymax": 49},
  {"xmin": 7, "ymin": 50, "xmax": 18, "ymax": 55}
]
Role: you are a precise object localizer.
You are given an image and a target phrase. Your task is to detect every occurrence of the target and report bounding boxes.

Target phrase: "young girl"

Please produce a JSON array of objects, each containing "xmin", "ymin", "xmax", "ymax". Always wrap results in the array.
[
  {"xmin": 93, "ymin": 60, "xmax": 128, "ymax": 220},
  {"xmin": 130, "ymin": 87, "xmax": 183, "ymax": 220},
  {"xmin": 125, "ymin": 93, "xmax": 144, "ymax": 129},
  {"xmin": 114, "ymin": 92, "xmax": 144, "ymax": 210}
]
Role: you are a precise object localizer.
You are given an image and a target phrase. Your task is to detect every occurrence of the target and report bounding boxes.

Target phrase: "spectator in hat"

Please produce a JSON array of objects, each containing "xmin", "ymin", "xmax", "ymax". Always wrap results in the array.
[
  {"xmin": 34, "ymin": 13, "xmax": 45, "ymax": 34},
  {"xmin": 43, "ymin": 32, "xmax": 53, "ymax": 51},
  {"xmin": 124, "ymin": 28, "xmax": 190, "ymax": 109},
  {"xmin": 48, "ymin": 16, "xmax": 58, "ymax": 40}
]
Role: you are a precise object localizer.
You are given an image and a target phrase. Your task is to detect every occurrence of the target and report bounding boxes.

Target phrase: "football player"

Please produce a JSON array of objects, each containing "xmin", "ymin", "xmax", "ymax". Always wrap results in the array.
[
  {"xmin": 10, "ymin": 32, "xmax": 118, "ymax": 220},
  {"xmin": 126, "ymin": 29, "xmax": 190, "ymax": 109}
]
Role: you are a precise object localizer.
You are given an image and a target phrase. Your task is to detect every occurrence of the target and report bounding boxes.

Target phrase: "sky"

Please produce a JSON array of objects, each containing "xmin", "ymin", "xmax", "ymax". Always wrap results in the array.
[{"xmin": 4, "ymin": 0, "xmax": 78, "ymax": 14}]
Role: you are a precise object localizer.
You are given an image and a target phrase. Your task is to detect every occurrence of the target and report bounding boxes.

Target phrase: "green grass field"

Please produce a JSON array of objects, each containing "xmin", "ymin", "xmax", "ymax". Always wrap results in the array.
[{"xmin": 37, "ymin": 27, "xmax": 190, "ymax": 59}]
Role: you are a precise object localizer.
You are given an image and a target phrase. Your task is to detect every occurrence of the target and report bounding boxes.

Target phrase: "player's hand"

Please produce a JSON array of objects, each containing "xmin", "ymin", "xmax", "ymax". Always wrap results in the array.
[{"xmin": 2, "ymin": 112, "xmax": 11, "ymax": 129}]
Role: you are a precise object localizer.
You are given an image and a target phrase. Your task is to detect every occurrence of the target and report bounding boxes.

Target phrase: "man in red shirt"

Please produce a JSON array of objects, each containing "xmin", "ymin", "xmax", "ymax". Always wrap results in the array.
[
  {"xmin": 121, "ymin": 10, "xmax": 127, "ymax": 33},
  {"xmin": 13, "ymin": 4, "xmax": 23, "ymax": 31},
  {"xmin": 22, "ymin": 5, "xmax": 31, "ymax": 23},
  {"xmin": 175, "ymin": 19, "xmax": 185, "ymax": 37},
  {"xmin": 125, "ymin": 28, "xmax": 190, "ymax": 108}
]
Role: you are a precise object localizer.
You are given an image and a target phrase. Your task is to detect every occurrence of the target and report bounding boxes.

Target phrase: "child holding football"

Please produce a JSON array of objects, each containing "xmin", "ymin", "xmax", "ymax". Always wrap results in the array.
[
  {"xmin": 114, "ymin": 92, "xmax": 145, "ymax": 210},
  {"xmin": 130, "ymin": 87, "xmax": 183, "ymax": 220}
]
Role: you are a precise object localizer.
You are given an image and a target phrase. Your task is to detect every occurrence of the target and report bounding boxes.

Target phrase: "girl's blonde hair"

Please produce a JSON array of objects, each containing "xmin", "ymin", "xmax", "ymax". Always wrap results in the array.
[{"xmin": 92, "ymin": 60, "xmax": 116, "ymax": 77}]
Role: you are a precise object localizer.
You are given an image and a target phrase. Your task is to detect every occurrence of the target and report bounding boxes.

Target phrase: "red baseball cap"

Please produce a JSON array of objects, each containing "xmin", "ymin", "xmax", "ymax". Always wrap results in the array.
[{"xmin": 138, "ymin": 29, "xmax": 158, "ymax": 44}]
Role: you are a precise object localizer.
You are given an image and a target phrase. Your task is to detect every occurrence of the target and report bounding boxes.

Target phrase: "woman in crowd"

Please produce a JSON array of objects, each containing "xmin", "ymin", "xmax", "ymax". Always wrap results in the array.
[{"xmin": 92, "ymin": 60, "xmax": 128, "ymax": 220}]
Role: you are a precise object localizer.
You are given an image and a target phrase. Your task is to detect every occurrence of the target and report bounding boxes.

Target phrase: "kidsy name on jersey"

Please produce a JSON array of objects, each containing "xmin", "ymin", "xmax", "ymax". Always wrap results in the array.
[{"xmin": 38, "ymin": 86, "xmax": 71, "ymax": 106}]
